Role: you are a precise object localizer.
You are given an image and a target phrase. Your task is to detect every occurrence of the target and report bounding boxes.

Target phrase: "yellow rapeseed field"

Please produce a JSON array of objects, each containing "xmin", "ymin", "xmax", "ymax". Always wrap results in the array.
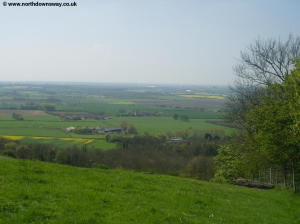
[
  {"xmin": 2, "ymin": 136, "xmax": 24, "ymax": 140},
  {"xmin": 1, "ymin": 136, "xmax": 94, "ymax": 144},
  {"xmin": 32, "ymin": 136, "xmax": 53, "ymax": 140}
]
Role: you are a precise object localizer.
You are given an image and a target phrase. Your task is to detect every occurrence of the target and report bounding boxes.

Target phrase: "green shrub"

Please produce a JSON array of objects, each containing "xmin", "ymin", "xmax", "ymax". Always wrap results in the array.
[
  {"xmin": 16, "ymin": 145, "xmax": 31, "ymax": 159},
  {"xmin": 1, "ymin": 149, "xmax": 16, "ymax": 158},
  {"xmin": 184, "ymin": 156, "xmax": 215, "ymax": 180},
  {"xmin": 92, "ymin": 163, "xmax": 109, "ymax": 169},
  {"xmin": 213, "ymin": 145, "xmax": 243, "ymax": 182}
]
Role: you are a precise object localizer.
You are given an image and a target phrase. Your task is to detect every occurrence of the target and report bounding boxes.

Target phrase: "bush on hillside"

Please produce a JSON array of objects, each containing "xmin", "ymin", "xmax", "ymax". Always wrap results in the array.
[{"xmin": 184, "ymin": 156, "xmax": 215, "ymax": 180}]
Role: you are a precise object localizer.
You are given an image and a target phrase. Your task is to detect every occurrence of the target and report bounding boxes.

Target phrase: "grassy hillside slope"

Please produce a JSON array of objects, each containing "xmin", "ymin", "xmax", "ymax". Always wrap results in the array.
[{"xmin": 0, "ymin": 156, "xmax": 299, "ymax": 224}]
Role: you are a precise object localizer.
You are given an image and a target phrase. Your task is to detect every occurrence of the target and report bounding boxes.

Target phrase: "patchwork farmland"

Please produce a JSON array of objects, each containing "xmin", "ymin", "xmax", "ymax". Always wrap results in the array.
[{"xmin": 0, "ymin": 83, "xmax": 235, "ymax": 150}]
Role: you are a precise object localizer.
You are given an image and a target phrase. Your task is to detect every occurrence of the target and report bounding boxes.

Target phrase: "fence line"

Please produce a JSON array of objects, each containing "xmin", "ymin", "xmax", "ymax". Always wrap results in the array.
[{"xmin": 252, "ymin": 167, "xmax": 300, "ymax": 192}]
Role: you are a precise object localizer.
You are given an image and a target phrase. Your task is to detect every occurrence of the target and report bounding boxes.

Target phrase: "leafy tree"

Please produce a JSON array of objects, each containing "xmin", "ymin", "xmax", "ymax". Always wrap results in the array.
[
  {"xmin": 12, "ymin": 112, "xmax": 24, "ymax": 121},
  {"xmin": 120, "ymin": 121, "xmax": 138, "ymax": 134},
  {"xmin": 120, "ymin": 121, "xmax": 128, "ymax": 133},
  {"xmin": 184, "ymin": 156, "xmax": 215, "ymax": 180},
  {"xmin": 179, "ymin": 115, "xmax": 189, "ymax": 122},
  {"xmin": 16, "ymin": 145, "xmax": 31, "ymax": 159},
  {"xmin": 40, "ymin": 103, "xmax": 56, "ymax": 111},
  {"xmin": 244, "ymin": 59, "xmax": 300, "ymax": 191},
  {"xmin": 213, "ymin": 145, "xmax": 243, "ymax": 182},
  {"xmin": 4, "ymin": 142, "xmax": 18, "ymax": 150},
  {"xmin": 172, "ymin": 113, "xmax": 179, "ymax": 120},
  {"xmin": 204, "ymin": 133, "xmax": 212, "ymax": 141},
  {"xmin": 127, "ymin": 124, "xmax": 138, "ymax": 134}
]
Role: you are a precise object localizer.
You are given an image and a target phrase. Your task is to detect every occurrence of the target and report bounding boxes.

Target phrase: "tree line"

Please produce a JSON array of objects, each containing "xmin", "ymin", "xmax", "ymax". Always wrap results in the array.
[
  {"xmin": 0, "ymin": 131, "xmax": 229, "ymax": 179},
  {"xmin": 215, "ymin": 35, "xmax": 300, "ymax": 192}
]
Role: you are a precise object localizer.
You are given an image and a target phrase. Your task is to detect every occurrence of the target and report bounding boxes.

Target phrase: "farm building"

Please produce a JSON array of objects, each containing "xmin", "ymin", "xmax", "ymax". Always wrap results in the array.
[
  {"xmin": 66, "ymin": 126, "xmax": 123, "ymax": 134},
  {"xmin": 168, "ymin": 137, "xmax": 186, "ymax": 143},
  {"xmin": 103, "ymin": 127, "xmax": 123, "ymax": 133},
  {"xmin": 66, "ymin": 127, "xmax": 76, "ymax": 131}
]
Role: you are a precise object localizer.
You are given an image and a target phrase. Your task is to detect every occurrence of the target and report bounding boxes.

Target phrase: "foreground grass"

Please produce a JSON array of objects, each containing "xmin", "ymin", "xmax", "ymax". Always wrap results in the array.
[{"xmin": 0, "ymin": 157, "xmax": 299, "ymax": 224}]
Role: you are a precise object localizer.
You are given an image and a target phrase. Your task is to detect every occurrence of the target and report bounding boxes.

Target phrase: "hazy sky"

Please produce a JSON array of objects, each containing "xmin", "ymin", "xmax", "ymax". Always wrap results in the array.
[{"xmin": 0, "ymin": 0, "xmax": 299, "ymax": 85}]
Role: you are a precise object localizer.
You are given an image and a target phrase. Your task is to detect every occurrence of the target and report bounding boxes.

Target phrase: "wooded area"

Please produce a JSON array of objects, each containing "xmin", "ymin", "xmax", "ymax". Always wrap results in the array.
[{"xmin": 216, "ymin": 35, "xmax": 300, "ymax": 192}]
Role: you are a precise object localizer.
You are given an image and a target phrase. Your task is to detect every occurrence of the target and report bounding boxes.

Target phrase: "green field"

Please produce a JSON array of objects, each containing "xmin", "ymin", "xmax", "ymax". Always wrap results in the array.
[
  {"xmin": 0, "ymin": 113, "xmax": 236, "ymax": 150},
  {"xmin": 0, "ymin": 115, "xmax": 235, "ymax": 149},
  {"xmin": 0, "ymin": 115, "xmax": 235, "ymax": 136},
  {"xmin": 0, "ymin": 156, "xmax": 299, "ymax": 224},
  {"xmin": 18, "ymin": 138, "xmax": 115, "ymax": 151}
]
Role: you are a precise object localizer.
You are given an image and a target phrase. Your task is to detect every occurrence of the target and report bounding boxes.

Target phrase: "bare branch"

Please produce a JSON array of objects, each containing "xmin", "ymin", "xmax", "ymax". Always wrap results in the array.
[
  {"xmin": 227, "ymin": 35, "xmax": 300, "ymax": 127},
  {"xmin": 235, "ymin": 35, "xmax": 300, "ymax": 86}
]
